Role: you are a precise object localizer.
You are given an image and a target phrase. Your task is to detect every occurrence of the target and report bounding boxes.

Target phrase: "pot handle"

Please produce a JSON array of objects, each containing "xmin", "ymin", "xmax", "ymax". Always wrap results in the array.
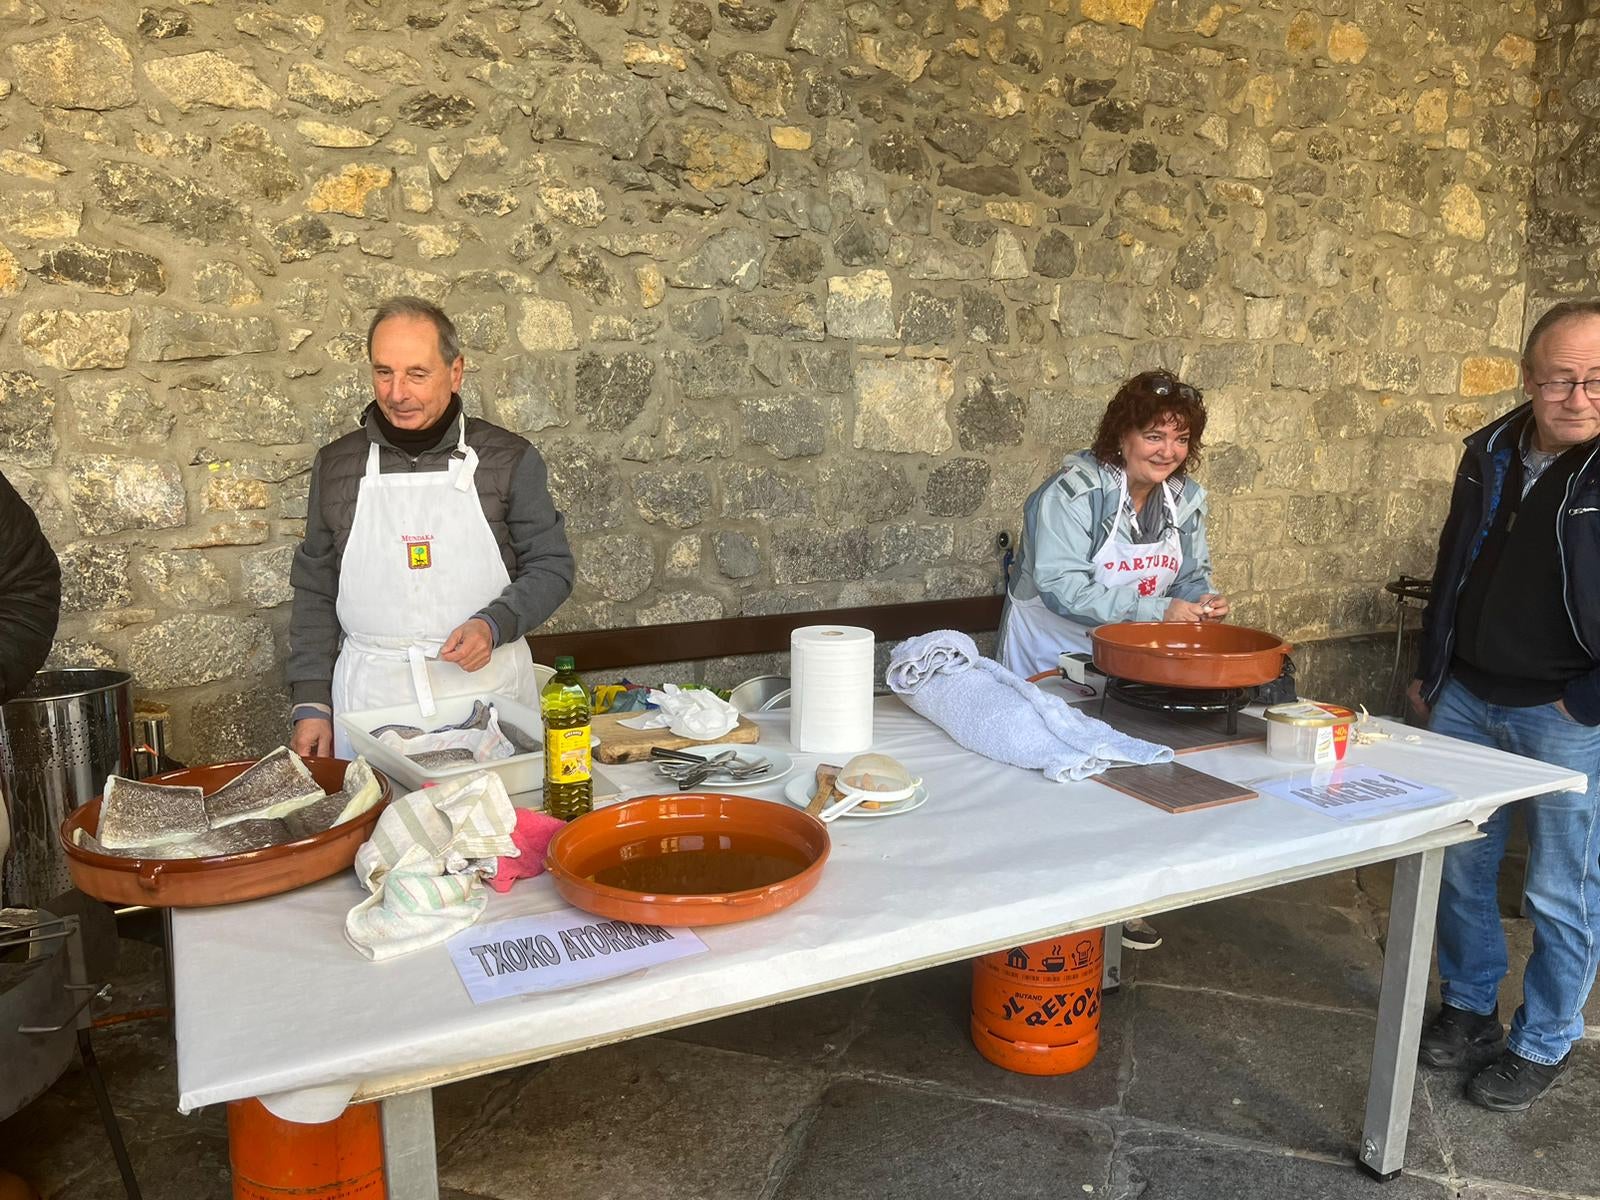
[{"xmin": 137, "ymin": 860, "xmax": 166, "ymax": 893}]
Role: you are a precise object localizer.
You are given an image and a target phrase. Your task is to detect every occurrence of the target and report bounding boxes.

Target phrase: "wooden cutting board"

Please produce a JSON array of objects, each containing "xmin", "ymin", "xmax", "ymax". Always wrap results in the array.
[{"xmin": 590, "ymin": 711, "xmax": 761, "ymax": 763}]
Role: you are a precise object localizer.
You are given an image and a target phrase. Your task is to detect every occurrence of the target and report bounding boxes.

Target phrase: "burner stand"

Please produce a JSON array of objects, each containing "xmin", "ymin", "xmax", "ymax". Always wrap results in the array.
[{"xmin": 1101, "ymin": 679, "xmax": 1251, "ymax": 736}]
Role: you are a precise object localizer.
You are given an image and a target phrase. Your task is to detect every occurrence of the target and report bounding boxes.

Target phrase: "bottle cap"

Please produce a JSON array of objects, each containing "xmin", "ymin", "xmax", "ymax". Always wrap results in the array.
[{"xmin": 554, "ymin": 655, "xmax": 576, "ymax": 671}]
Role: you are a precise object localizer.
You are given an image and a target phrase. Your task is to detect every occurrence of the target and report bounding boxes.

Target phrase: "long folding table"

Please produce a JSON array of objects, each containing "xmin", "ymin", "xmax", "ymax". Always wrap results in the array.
[{"xmin": 172, "ymin": 698, "xmax": 1586, "ymax": 1195}]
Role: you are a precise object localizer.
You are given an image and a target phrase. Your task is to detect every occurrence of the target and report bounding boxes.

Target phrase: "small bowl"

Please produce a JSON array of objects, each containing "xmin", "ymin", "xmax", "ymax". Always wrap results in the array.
[{"xmin": 545, "ymin": 793, "xmax": 829, "ymax": 926}]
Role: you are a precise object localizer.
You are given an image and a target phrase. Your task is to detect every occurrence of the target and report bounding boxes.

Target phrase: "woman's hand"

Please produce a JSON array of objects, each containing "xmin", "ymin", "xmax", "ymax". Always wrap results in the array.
[
  {"xmin": 1197, "ymin": 593, "xmax": 1229, "ymax": 621},
  {"xmin": 1163, "ymin": 597, "xmax": 1209, "ymax": 622}
]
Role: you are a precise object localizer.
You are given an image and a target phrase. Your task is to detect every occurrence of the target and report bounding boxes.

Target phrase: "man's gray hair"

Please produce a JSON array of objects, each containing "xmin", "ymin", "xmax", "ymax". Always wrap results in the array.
[
  {"xmin": 366, "ymin": 295, "xmax": 463, "ymax": 364},
  {"xmin": 1523, "ymin": 299, "xmax": 1600, "ymax": 364}
]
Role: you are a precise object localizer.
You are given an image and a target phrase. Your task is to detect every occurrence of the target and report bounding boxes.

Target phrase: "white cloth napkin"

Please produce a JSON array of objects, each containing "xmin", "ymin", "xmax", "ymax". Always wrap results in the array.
[
  {"xmin": 344, "ymin": 772, "xmax": 518, "ymax": 961},
  {"xmin": 618, "ymin": 684, "xmax": 739, "ymax": 740}
]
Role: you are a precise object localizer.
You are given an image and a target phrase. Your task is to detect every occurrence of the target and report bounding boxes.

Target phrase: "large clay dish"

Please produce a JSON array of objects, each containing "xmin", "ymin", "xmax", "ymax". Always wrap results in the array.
[
  {"xmin": 545, "ymin": 793, "xmax": 830, "ymax": 927},
  {"xmin": 1091, "ymin": 621, "xmax": 1292, "ymax": 690},
  {"xmin": 58, "ymin": 758, "xmax": 392, "ymax": 908}
]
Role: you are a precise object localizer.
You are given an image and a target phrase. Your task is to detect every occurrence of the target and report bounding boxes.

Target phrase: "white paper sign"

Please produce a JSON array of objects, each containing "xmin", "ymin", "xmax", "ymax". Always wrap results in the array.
[
  {"xmin": 1256, "ymin": 766, "xmax": 1455, "ymax": 822},
  {"xmin": 447, "ymin": 909, "xmax": 708, "ymax": 1005}
]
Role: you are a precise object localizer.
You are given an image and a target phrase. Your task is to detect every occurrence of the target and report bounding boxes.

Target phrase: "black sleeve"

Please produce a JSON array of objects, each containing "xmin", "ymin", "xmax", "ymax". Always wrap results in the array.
[
  {"xmin": 1415, "ymin": 452, "xmax": 1480, "ymax": 689},
  {"xmin": 0, "ymin": 470, "xmax": 62, "ymax": 703}
]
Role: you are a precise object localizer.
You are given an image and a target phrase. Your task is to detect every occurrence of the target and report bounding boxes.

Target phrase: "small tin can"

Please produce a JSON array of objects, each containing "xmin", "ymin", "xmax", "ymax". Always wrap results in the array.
[{"xmin": 1263, "ymin": 701, "xmax": 1357, "ymax": 766}]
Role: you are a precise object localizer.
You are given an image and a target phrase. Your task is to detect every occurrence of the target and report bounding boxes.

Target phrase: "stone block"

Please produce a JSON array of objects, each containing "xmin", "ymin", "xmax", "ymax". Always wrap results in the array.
[
  {"xmin": 853, "ymin": 359, "xmax": 953, "ymax": 454},
  {"xmin": 140, "ymin": 549, "xmax": 232, "ymax": 609},
  {"xmin": 732, "ymin": 292, "xmax": 824, "ymax": 341},
  {"xmin": 216, "ymin": 125, "xmax": 301, "ymax": 204},
  {"xmin": 721, "ymin": 465, "xmax": 815, "ymax": 520},
  {"xmin": 925, "ymin": 458, "xmax": 991, "ymax": 517},
  {"xmin": 20, "ymin": 308, "xmax": 130, "ymax": 370},
  {"xmin": 577, "ymin": 533, "xmax": 655, "ymax": 601},
  {"xmin": 517, "ymin": 298, "xmax": 578, "ymax": 353},
  {"xmin": 665, "ymin": 410, "xmax": 733, "ymax": 460},
  {"xmin": 144, "ymin": 50, "xmax": 277, "ymax": 111},
  {"xmin": 1459, "ymin": 355, "xmax": 1519, "ymax": 396},
  {"xmin": 30, "ymin": 243, "xmax": 166, "ymax": 296},
  {"xmin": 637, "ymin": 590, "xmax": 724, "ymax": 624},
  {"xmin": 956, "ymin": 376, "xmax": 1026, "ymax": 450},
  {"xmin": 135, "ymin": 310, "xmax": 277, "ymax": 362},
  {"xmin": 575, "ymin": 351, "xmax": 654, "ymax": 431},
  {"xmin": 712, "ymin": 530, "xmax": 761, "ymax": 579},
  {"xmin": 0, "ymin": 369, "xmax": 55, "ymax": 465},
  {"xmin": 8, "ymin": 19, "xmax": 134, "ymax": 109},
  {"xmin": 494, "ymin": 356, "xmax": 567, "ymax": 433},
  {"xmin": 240, "ymin": 544, "xmax": 295, "ymax": 608},
  {"xmin": 633, "ymin": 469, "xmax": 712, "ymax": 528},
  {"xmin": 962, "ymin": 286, "xmax": 1009, "ymax": 343},
  {"xmin": 815, "ymin": 461, "xmax": 913, "ymax": 523},
  {"xmin": 58, "ymin": 543, "xmax": 132, "ymax": 613},
  {"xmin": 398, "ymin": 91, "xmax": 477, "ymax": 129},
  {"xmin": 544, "ymin": 441, "xmax": 625, "ymax": 534},
  {"xmin": 287, "ymin": 62, "xmax": 380, "ymax": 113},
  {"xmin": 826, "ymin": 270, "xmax": 894, "ymax": 339},
  {"xmin": 669, "ymin": 229, "xmax": 766, "ymax": 291},
  {"xmin": 669, "ymin": 344, "xmax": 748, "ymax": 400},
  {"xmin": 534, "ymin": 68, "xmax": 657, "ymax": 159},
  {"xmin": 741, "ymin": 395, "xmax": 827, "ymax": 459},
  {"xmin": 130, "ymin": 615, "xmax": 273, "ymax": 690},
  {"xmin": 771, "ymin": 526, "xmax": 869, "ymax": 583}
]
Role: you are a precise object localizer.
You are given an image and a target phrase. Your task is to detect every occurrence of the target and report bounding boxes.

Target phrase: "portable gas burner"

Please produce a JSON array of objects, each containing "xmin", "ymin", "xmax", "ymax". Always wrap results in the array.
[{"xmin": 1100, "ymin": 678, "xmax": 1251, "ymax": 736}]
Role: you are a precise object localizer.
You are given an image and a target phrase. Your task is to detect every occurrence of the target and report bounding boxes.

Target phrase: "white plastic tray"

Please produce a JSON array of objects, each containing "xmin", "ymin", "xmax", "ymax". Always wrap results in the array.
[{"xmin": 335, "ymin": 693, "xmax": 547, "ymax": 795}]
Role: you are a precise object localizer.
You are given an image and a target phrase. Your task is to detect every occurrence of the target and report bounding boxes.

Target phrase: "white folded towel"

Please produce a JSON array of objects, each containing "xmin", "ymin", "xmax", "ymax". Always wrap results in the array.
[
  {"xmin": 886, "ymin": 630, "xmax": 1174, "ymax": 782},
  {"xmin": 345, "ymin": 772, "xmax": 518, "ymax": 961}
]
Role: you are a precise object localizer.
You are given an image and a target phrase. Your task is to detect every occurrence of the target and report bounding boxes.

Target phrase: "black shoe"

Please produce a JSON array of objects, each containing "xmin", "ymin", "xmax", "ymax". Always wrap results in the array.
[
  {"xmin": 1467, "ymin": 1048, "xmax": 1572, "ymax": 1112},
  {"xmin": 1418, "ymin": 1003, "xmax": 1503, "ymax": 1069},
  {"xmin": 1120, "ymin": 918, "xmax": 1162, "ymax": 951}
]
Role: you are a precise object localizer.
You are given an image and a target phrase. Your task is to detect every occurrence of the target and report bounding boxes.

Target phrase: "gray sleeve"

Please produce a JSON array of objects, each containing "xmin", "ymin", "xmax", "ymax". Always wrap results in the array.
[
  {"xmin": 286, "ymin": 454, "xmax": 341, "ymax": 709},
  {"xmin": 474, "ymin": 444, "xmax": 574, "ymax": 643},
  {"xmin": 1169, "ymin": 506, "xmax": 1215, "ymax": 601}
]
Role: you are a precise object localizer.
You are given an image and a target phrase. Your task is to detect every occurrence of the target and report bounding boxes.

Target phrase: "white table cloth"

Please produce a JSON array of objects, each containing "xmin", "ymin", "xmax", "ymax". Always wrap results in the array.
[{"xmin": 173, "ymin": 698, "xmax": 1586, "ymax": 1123}]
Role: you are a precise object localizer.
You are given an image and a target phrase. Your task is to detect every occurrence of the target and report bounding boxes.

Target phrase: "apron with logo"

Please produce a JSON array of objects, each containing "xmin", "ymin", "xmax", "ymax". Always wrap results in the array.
[
  {"xmin": 1001, "ymin": 475, "xmax": 1184, "ymax": 678},
  {"xmin": 330, "ymin": 420, "xmax": 536, "ymax": 757}
]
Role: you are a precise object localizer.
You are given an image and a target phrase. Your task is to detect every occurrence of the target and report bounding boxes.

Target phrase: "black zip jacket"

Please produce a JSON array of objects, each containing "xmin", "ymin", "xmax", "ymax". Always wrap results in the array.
[
  {"xmin": 1416, "ymin": 404, "xmax": 1600, "ymax": 724},
  {"xmin": 0, "ymin": 469, "xmax": 61, "ymax": 703}
]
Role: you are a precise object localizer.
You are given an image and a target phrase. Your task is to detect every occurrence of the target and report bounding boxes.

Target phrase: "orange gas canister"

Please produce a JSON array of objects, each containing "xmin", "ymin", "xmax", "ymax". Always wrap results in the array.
[
  {"xmin": 227, "ymin": 1099, "xmax": 386, "ymax": 1200},
  {"xmin": 970, "ymin": 928, "xmax": 1104, "ymax": 1075}
]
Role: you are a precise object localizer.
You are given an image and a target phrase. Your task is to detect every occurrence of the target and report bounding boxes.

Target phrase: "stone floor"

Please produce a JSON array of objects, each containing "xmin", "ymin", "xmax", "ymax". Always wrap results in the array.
[{"xmin": 5, "ymin": 853, "xmax": 1600, "ymax": 1200}]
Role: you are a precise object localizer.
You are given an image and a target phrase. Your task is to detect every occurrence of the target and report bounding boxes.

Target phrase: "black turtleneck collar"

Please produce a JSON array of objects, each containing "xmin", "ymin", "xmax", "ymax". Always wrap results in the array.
[{"xmin": 368, "ymin": 395, "xmax": 463, "ymax": 455}]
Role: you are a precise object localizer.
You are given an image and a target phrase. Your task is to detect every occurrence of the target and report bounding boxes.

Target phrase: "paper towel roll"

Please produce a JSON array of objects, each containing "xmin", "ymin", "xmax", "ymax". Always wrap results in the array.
[{"xmin": 790, "ymin": 625, "xmax": 875, "ymax": 755}]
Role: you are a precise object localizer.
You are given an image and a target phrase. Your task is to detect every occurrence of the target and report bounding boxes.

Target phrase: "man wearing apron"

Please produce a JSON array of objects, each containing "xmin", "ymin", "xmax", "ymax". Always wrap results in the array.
[{"xmin": 287, "ymin": 297, "xmax": 574, "ymax": 759}]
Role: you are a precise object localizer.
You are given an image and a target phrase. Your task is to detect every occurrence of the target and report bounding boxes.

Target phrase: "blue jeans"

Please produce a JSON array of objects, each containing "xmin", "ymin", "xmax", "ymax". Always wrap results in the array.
[{"xmin": 1431, "ymin": 677, "xmax": 1600, "ymax": 1065}]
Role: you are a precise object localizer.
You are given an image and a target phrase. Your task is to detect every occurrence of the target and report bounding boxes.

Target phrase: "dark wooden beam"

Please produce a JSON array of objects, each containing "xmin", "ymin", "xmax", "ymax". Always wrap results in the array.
[{"xmin": 527, "ymin": 594, "xmax": 1005, "ymax": 673}]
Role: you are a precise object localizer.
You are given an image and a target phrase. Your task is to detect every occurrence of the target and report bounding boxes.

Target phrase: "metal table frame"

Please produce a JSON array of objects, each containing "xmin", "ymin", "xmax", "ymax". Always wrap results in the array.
[{"xmin": 359, "ymin": 822, "xmax": 1470, "ymax": 1198}]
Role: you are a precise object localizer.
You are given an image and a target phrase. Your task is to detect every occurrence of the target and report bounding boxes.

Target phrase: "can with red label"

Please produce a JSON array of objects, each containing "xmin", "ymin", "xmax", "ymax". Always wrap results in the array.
[{"xmin": 1263, "ymin": 701, "xmax": 1357, "ymax": 765}]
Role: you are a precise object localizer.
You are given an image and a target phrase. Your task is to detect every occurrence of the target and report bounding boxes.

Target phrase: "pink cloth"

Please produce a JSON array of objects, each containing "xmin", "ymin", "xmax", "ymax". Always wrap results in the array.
[{"xmin": 486, "ymin": 809, "xmax": 567, "ymax": 893}]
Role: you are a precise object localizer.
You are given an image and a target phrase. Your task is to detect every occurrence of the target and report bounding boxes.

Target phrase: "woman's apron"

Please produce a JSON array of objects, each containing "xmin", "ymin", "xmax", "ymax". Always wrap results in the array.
[
  {"xmin": 330, "ymin": 422, "xmax": 537, "ymax": 757},
  {"xmin": 1000, "ymin": 475, "xmax": 1184, "ymax": 678}
]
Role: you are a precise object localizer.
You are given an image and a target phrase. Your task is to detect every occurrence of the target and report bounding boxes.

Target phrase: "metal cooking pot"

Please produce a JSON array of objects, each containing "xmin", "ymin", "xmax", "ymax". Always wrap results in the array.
[{"xmin": 1089, "ymin": 621, "xmax": 1293, "ymax": 690}]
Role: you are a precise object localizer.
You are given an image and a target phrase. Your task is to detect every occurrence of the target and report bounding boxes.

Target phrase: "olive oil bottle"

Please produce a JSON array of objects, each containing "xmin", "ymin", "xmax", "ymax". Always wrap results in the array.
[{"xmin": 541, "ymin": 656, "xmax": 593, "ymax": 820}]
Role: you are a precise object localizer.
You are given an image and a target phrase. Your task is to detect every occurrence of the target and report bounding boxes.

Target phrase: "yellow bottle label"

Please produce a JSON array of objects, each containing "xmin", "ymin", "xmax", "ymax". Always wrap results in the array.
[{"xmin": 547, "ymin": 725, "xmax": 591, "ymax": 783}]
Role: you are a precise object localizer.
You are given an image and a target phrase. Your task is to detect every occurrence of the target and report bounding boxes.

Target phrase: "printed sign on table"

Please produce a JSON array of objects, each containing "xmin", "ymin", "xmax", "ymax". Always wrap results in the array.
[
  {"xmin": 1257, "ymin": 765, "xmax": 1455, "ymax": 823},
  {"xmin": 447, "ymin": 908, "xmax": 708, "ymax": 1005}
]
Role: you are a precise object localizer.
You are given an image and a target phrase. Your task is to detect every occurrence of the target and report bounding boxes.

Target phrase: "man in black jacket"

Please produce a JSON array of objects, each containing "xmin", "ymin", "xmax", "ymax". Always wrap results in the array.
[
  {"xmin": 1408, "ymin": 299, "xmax": 1600, "ymax": 1112},
  {"xmin": 0, "ymin": 469, "xmax": 61, "ymax": 704}
]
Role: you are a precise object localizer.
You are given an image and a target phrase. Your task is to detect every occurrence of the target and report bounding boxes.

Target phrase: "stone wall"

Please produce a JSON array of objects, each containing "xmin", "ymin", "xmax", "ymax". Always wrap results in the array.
[
  {"xmin": 1529, "ymin": 3, "xmax": 1600, "ymax": 308},
  {"xmin": 0, "ymin": 0, "xmax": 1549, "ymax": 759}
]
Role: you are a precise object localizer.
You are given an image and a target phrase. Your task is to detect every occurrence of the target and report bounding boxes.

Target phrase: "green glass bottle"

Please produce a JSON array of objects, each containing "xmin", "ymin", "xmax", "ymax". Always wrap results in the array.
[{"xmin": 541, "ymin": 655, "xmax": 593, "ymax": 820}]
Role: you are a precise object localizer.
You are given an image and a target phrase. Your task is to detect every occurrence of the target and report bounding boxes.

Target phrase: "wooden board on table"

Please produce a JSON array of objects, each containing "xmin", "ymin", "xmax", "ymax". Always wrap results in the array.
[
  {"xmin": 1071, "ymin": 695, "xmax": 1266, "ymax": 754},
  {"xmin": 590, "ymin": 712, "xmax": 761, "ymax": 764},
  {"xmin": 1093, "ymin": 761, "xmax": 1256, "ymax": 813}
]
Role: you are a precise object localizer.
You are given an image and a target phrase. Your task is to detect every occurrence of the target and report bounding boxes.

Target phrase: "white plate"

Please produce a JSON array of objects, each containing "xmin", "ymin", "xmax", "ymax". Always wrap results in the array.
[
  {"xmin": 782, "ymin": 773, "xmax": 929, "ymax": 819},
  {"xmin": 660, "ymin": 743, "xmax": 795, "ymax": 789}
]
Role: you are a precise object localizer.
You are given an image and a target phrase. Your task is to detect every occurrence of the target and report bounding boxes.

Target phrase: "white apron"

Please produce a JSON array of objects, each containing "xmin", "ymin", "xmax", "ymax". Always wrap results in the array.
[
  {"xmin": 1001, "ymin": 476, "xmax": 1184, "ymax": 678},
  {"xmin": 331, "ymin": 422, "xmax": 537, "ymax": 757}
]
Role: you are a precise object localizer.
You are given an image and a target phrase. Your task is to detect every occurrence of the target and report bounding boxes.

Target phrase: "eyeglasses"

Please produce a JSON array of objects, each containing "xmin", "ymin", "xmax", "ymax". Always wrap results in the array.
[
  {"xmin": 1534, "ymin": 378, "xmax": 1600, "ymax": 402},
  {"xmin": 1149, "ymin": 376, "xmax": 1199, "ymax": 402}
]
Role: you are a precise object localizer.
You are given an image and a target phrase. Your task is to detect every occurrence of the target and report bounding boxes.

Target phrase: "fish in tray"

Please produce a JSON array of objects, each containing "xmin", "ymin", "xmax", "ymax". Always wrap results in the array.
[
  {"xmin": 77, "ymin": 818, "xmax": 293, "ymax": 859},
  {"xmin": 97, "ymin": 777, "xmax": 209, "ymax": 850},
  {"xmin": 204, "ymin": 746, "xmax": 326, "ymax": 828}
]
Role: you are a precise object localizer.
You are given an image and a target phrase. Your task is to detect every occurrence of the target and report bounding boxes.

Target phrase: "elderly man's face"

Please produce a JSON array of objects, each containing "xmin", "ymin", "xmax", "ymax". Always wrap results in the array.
[
  {"xmin": 1524, "ymin": 315, "xmax": 1600, "ymax": 453},
  {"xmin": 370, "ymin": 315, "xmax": 464, "ymax": 430}
]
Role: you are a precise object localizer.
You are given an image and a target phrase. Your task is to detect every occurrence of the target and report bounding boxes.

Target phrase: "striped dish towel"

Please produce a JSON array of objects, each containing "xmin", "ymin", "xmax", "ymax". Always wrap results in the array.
[{"xmin": 345, "ymin": 771, "xmax": 518, "ymax": 961}]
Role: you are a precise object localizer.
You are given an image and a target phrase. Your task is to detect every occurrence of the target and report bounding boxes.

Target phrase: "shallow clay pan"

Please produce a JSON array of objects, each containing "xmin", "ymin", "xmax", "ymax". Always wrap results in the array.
[
  {"xmin": 1091, "ymin": 621, "xmax": 1292, "ymax": 690},
  {"xmin": 58, "ymin": 758, "xmax": 392, "ymax": 908},
  {"xmin": 545, "ymin": 793, "xmax": 830, "ymax": 927}
]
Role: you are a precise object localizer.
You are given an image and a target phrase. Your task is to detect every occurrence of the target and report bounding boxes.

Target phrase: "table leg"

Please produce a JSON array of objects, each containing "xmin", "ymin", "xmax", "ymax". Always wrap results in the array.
[
  {"xmin": 1358, "ymin": 847, "xmax": 1443, "ymax": 1181},
  {"xmin": 381, "ymin": 1090, "xmax": 440, "ymax": 1200},
  {"xmin": 1101, "ymin": 924, "xmax": 1122, "ymax": 993}
]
